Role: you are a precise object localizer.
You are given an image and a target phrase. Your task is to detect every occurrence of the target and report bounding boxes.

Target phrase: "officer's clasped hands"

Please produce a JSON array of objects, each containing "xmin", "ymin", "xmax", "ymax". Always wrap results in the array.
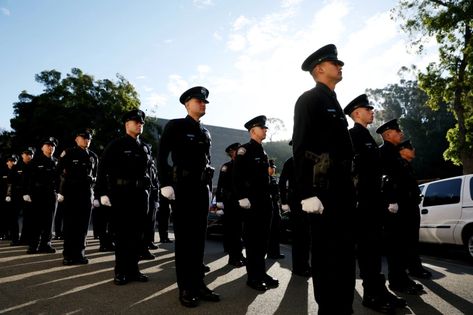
[
  {"xmin": 388, "ymin": 203, "xmax": 399, "ymax": 213},
  {"xmin": 301, "ymin": 196, "xmax": 324, "ymax": 214},
  {"xmin": 216, "ymin": 202, "xmax": 224, "ymax": 209},
  {"xmin": 100, "ymin": 195, "xmax": 112, "ymax": 207},
  {"xmin": 23, "ymin": 194, "xmax": 32, "ymax": 202},
  {"xmin": 160, "ymin": 186, "xmax": 175, "ymax": 200},
  {"xmin": 5, "ymin": 196, "xmax": 11, "ymax": 202},
  {"xmin": 281, "ymin": 204, "xmax": 290, "ymax": 212},
  {"xmin": 238, "ymin": 198, "xmax": 251, "ymax": 209}
]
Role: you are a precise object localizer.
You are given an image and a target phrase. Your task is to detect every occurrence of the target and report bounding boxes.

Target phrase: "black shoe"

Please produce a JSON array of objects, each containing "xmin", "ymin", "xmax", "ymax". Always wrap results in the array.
[
  {"xmin": 228, "ymin": 259, "xmax": 246, "ymax": 268},
  {"xmin": 179, "ymin": 290, "xmax": 199, "ymax": 307},
  {"xmin": 139, "ymin": 251, "xmax": 155, "ymax": 260},
  {"xmin": 38, "ymin": 244, "xmax": 56, "ymax": 253},
  {"xmin": 99, "ymin": 245, "xmax": 115, "ymax": 252},
  {"xmin": 114, "ymin": 274, "xmax": 128, "ymax": 285},
  {"xmin": 26, "ymin": 247, "xmax": 38, "ymax": 254},
  {"xmin": 148, "ymin": 242, "xmax": 159, "ymax": 249},
  {"xmin": 267, "ymin": 253, "xmax": 285, "ymax": 259},
  {"xmin": 160, "ymin": 238, "xmax": 173, "ymax": 243},
  {"xmin": 246, "ymin": 279, "xmax": 268, "ymax": 291},
  {"xmin": 198, "ymin": 286, "xmax": 220, "ymax": 302},
  {"xmin": 389, "ymin": 281, "xmax": 423, "ymax": 294},
  {"xmin": 263, "ymin": 274, "xmax": 279, "ymax": 288},
  {"xmin": 383, "ymin": 291, "xmax": 407, "ymax": 308},
  {"xmin": 202, "ymin": 264, "xmax": 210, "ymax": 273},
  {"xmin": 409, "ymin": 268, "xmax": 432, "ymax": 279},
  {"xmin": 10, "ymin": 240, "xmax": 20, "ymax": 246},
  {"xmin": 292, "ymin": 268, "xmax": 311, "ymax": 277},
  {"xmin": 130, "ymin": 272, "xmax": 148, "ymax": 282},
  {"xmin": 362, "ymin": 295, "xmax": 396, "ymax": 314}
]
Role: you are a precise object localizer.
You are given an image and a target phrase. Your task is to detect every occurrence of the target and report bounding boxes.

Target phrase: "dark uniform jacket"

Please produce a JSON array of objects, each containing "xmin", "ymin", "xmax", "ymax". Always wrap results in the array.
[
  {"xmin": 278, "ymin": 157, "xmax": 294, "ymax": 205},
  {"xmin": 233, "ymin": 139, "xmax": 270, "ymax": 202},
  {"xmin": 292, "ymin": 82, "xmax": 354, "ymax": 201},
  {"xmin": 23, "ymin": 153, "xmax": 58, "ymax": 195},
  {"xmin": 379, "ymin": 140, "xmax": 405, "ymax": 205},
  {"xmin": 2, "ymin": 165, "xmax": 22, "ymax": 200},
  {"xmin": 349, "ymin": 122, "xmax": 382, "ymax": 206},
  {"xmin": 57, "ymin": 146, "xmax": 98, "ymax": 195},
  {"xmin": 216, "ymin": 160, "xmax": 236, "ymax": 205},
  {"xmin": 157, "ymin": 115, "xmax": 212, "ymax": 187},
  {"xmin": 95, "ymin": 134, "xmax": 152, "ymax": 197}
]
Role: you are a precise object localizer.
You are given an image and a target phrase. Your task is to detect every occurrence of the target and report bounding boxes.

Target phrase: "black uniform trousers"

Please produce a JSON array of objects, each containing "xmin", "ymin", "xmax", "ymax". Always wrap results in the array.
[
  {"xmin": 310, "ymin": 177, "xmax": 355, "ymax": 315},
  {"xmin": 19, "ymin": 200, "xmax": 33, "ymax": 244},
  {"xmin": 289, "ymin": 201, "xmax": 311, "ymax": 272},
  {"xmin": 267, "ymin": 203, "xmax": 282, "ymax": 257},
  {"xmin": 385, "ymin": 201, "xmax": 420, "ymax": 285},
  {"xmin": 110, "ymin": 186, "xmax": 148, "ymax": 276},
  {"xmin": 222, "ymin": 199, "xmax": 244, "ymax": 261},
  {"xmin": 5, "ymin": 196, "xmax": 22, "ymax": 242},
  {"xmin": 29, "ymin": 189, "xmax": 57, "ymax": 248},
  {"xmin": 62, "ymin": 184, "xmax": 92, "ymax": 259},
  {"xmin": 173, "ymin": 180, "xmax": 209, "ymax": 293},
  {"xmin": 157, "ymin": 193, "xmax": 171, "ymax": 241},
  {"xmin": 355, "ymin": 202, "xmax": 384, "ymax": 294},
  {"xmin": 143, "ymin": 192, "xmax": 158, "ymax": 245},
  {"xmin": 242, "ymin": 196, "xmax": 272, "ymax": 282}
]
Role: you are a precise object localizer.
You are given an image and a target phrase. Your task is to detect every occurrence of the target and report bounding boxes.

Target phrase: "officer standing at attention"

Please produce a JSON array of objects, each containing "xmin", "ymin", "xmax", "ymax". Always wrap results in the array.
[
  {"xmin": 140, "ymin": 154, "xmax": 159, "ymax": 259},
  {"xmin": 292, "ymin": 44, "xmax": 356, "ymax": 315},
  {"xmin": 267, "ymin": 159, "xmax": 284, "ymax": 259},
  {"xmin": 233, "ymin": 115, "xmax": 279, "ymax": 292},
  {"xmin": 377, "ymin": 119, "xmax": 424, "ymax": 294},
  {"xmin": 18, "ymin": 147, "xmax": 35, "ymax": 245},
  {"xmin": 23, "ymin": 137, "xmax": 59, "ymax": 254},
  {"xmin": 344, "ymin": 95, "xmax": 406, "ymax": 313},
  {"xmin": 157, "ymin": 86, "xmax": 219, "ymax": 308},
  {"xmin": 3, "ymin": 154, "xmax": 22, "ymax": 245},
  {"xmin": 279, "ymin": 141, "xmax": 311, "ymax": 277},
  {"xmin": 215, "ymin": 142, "xmax": 246, "ymax": 267},
  {"xmin": 95, "ymin": 109, "xmax": 151, "ymax": 285},
  {"xmin": 57, "ymin": 129, "xmax": 98, "ymax": 265},
  {"xmin": 397, "ymin": 140, "xmax": 431, "ymax": 279}
]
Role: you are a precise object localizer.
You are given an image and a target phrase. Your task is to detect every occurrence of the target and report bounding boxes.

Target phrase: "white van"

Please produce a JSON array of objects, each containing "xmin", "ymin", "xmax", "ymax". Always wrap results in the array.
[{"xmin": 418, "ymin": 174, "xmax": 473, "ymax": 259}]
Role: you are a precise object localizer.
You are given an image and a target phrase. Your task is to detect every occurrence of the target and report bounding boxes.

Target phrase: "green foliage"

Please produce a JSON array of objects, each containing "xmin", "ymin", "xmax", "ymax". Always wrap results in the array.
[
  {"xmin": 8, "ymin": 68, "xmax": 150, "ymax": 155},
  {"xmin": 392, "ymin": 0, "xmax": 473, "ymax": 173},
  {"xmin": 264, "ymin": 140, "xmax": 292, "ymax": 171}
]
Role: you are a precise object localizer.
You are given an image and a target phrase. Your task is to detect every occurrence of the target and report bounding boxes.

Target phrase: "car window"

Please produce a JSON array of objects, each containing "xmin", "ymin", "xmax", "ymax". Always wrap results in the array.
[
  {"xmin": 470, "ymin": 177, "xmax": 473, "ymax": 200},
  {"xmin": 423, "ymin": 178, "xmax": 461, "ymax": 207}
]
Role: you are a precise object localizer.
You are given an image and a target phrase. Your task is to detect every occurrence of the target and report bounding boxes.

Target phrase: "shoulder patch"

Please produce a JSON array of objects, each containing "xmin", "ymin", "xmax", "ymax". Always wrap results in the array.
[
  {"xmin": 60, "ymin": 150, "xmax": 66, "ymax": 158},
  {"xmin": 237, "ymin": 147, "xmax": 246, "ymax": 156},
  {"xmin": 221, "ymin": 165, "xmax": 228, "ymax": 172}
]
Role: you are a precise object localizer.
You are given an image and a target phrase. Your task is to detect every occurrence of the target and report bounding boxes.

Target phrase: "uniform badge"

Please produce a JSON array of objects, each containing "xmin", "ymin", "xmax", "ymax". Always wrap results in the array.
[
  {"xmin": 237, "ymin": 147, "xmax": 246, "ymax": 155},
  {"xmin": 221, "ymin": 165, "xmax": 228, "ymax": 172}
]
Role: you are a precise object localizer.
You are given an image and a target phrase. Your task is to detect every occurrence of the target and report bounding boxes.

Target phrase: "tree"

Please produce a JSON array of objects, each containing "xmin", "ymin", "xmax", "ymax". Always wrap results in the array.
[
  {"xmin": 265, "ymin": 117, "xmax": 286, "ymax": 142},
  {"xmin": 367, "ymin": 69, "xmax": 461, "ymax": 179},
  {"xmin": 8, "ymin": 68, "xmax": 157, "ymax": 155},
  {"xmin": 392, "ymin": 0, "xmax": 473, "ymax": 174}
]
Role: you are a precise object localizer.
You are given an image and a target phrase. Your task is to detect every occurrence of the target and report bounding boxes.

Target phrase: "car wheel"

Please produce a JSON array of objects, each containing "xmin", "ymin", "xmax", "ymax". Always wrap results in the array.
[{"xmin": 467, "ymin": 233, "xmax": 473, "ymax": 260}]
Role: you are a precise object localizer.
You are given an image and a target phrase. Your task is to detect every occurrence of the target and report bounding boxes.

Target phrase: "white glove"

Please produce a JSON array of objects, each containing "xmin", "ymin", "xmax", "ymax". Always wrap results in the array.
[
  {"xmin": 239, "ymin": 198, "xmax": 251, "ymax": 209},
  {"xmin": 281, "ymin": 204, "xmax": 290, "ymax": 212},
  {"xmin": 100, "ymin": 195, "xmax": 112, "ymax": 207},
  {"xmin": 216, "ymin": 202, "xmax": 224, "ymax": 209},
  {"xmin": 93, "ymin": 199, "xmax": 100, "ymax": 208},
  {"xmin": 5, "ymin": 196, "xmax": 11, "ymax": 202},
  {"xmin": 57, "ymin": 193, "xmax": 64, "ymax": 202},
  {"xmin": 301, "ymin": 196, "xmax": 324, "ymax": 214},
  {"xmin": 388, "ymin": 203, "xmax": 399, "ymax": 213},
  {"xmin": 23, "ymin": 195, "xmax": 32, "ymax": 202},
  {"xmin": 216, "ymin": 209, "xmax": 224, "ymax": 216},
  {"xmin": 160, "ymin": 186, "xmax": 175, "ymax": 200}
]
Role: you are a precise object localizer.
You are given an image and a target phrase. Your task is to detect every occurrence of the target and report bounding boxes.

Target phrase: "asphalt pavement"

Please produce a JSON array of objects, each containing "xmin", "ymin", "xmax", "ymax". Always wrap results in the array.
[{"xmin": 1, "ymin": 233, "xmax": 473, "ymax": 315}]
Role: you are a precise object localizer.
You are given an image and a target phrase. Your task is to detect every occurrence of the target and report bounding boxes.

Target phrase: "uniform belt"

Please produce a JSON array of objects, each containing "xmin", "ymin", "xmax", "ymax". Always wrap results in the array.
[{"xmin": 114, "ymin": 178, "xmax": 148, "ymax": 188}]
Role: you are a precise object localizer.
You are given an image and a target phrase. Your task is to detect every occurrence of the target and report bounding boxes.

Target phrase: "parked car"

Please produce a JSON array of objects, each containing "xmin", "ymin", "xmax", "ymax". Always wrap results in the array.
[{"xmin": 418, "ymin": 174, "xmax": 473, "ymax": 259}]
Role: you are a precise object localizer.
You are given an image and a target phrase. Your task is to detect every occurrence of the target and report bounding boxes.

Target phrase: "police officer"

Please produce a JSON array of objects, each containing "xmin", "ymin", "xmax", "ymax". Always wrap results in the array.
[
  {"xmin": 157, "ymin": 86, "xmax": 219, "ymax": 307},
  {"xmin": 57, "ymin": 129, "xmax": 98, "ymax": 265},
  {"xmin": 141, "ymin": 154, "xmax": 159, "ymax": 259},
  {"xmin": 279, "ymin": 141, "xmax": 311, "ymax": 277},
  {"xmin": 2, "ymin": 154, "xmax": 22, "ymax": 245},
  {"xmin": 18, "ymin": 147, "xmax": 35, "ymax": 245},
  {"xmin": 267, "ymin": 159, "xmax": 284, "ymax": 259},
  {"xmin": 398, "ymin": 140, "xmax": 432, "ymax": 279},
  {"xmin": 233, "ymin": 115, "xmax": 278, "ymax": 292},
  {"xmin": 23, "ymin": 137, "xmax": 59, "ymax": 254},
  {"xmin": 377, "ymin": 119, "xmax": 424, "ymax": 294},
  {"xmin": 95, "ymin": 109, "xmax": 151, "ymax": 285},
  {"xmin": 215, "ymin": 142, "xmax": 245, "ymax": 267},
  {"xmin": 293, "ymin": 44, "xmax": 356, "ymax": 315},
  {"xmin": 344, "ymin": 95, "xmax": 406, "ymax": 312}
]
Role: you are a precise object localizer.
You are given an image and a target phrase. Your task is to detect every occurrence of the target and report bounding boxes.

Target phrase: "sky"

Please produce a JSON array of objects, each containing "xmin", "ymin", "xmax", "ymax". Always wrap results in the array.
[{"xmin": 0, "ymin": 0, "xmax": 437, "ymax": 140}]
